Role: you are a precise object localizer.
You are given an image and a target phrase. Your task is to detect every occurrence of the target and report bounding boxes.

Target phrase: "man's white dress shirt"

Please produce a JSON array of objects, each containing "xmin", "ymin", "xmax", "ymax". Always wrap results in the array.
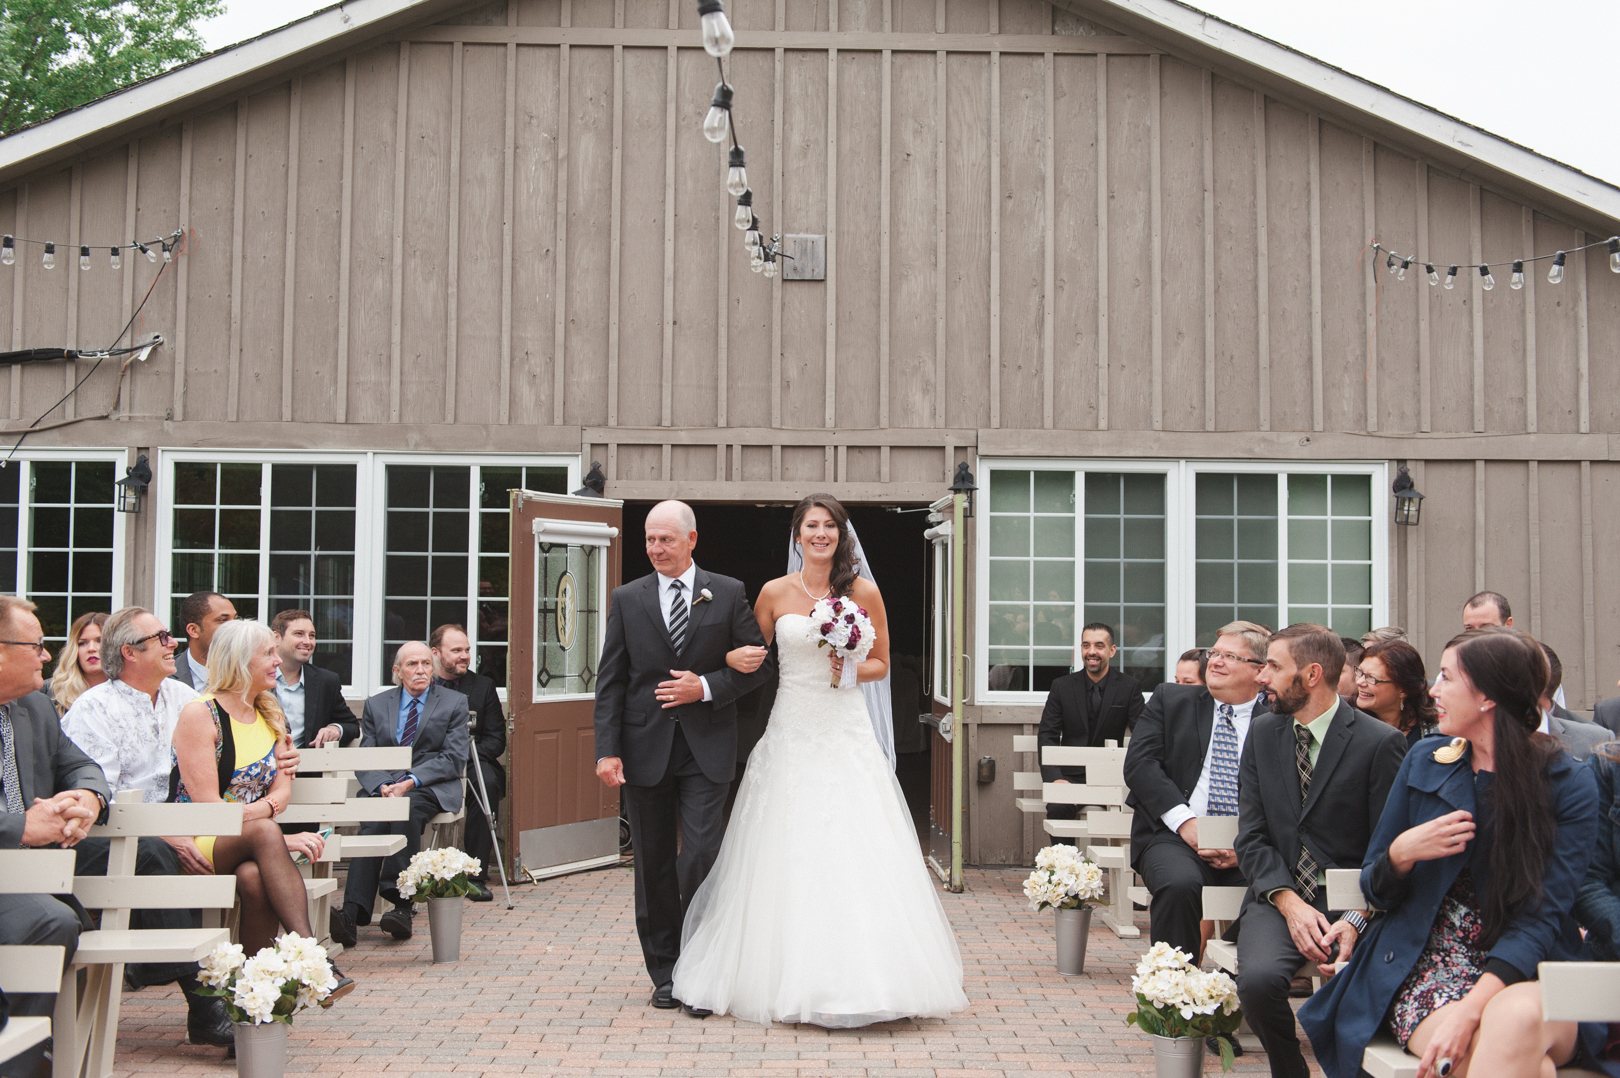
[
  {"xmin": 1159, "ymin": 694, "xmax": 1260, "ymax": 834},
  {"xmin": 60, "ymin": 678, "xmax": 200, "ymax": 803},
  {"xmin": 655, "ymin": 563, "xmax": 712, "ymax": 702},
  {"xmin": 276, "ymin": 668, "xmax": 307, "ymax": 744},
  {"xmin": 187, "ymin": 650, "xmax": 209, "ymax": 691}
]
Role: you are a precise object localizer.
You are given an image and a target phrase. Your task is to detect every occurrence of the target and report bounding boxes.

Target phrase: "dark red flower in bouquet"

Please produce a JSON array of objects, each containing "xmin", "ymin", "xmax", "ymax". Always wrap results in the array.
[{"xmin": 821, "ymin": 622, "xmax": 835, "ymax": 634}]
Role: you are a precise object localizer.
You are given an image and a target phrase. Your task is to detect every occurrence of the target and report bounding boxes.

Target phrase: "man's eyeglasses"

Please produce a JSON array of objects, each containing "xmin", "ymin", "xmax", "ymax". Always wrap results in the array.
[
  {"xmin": 1207, "ymin": 649, "xmax": 1264, "ymax": 667},
  {"xmin": 1352, "ymin": 667, "xmax": 1394, "ymax": 687},
  {"xmin": 0, "ymin": 639, "xmax": 48, "ymax": 657},
  {"xmin": 129, "ymin": 630, "xmax": 176, "ymax": 649}
]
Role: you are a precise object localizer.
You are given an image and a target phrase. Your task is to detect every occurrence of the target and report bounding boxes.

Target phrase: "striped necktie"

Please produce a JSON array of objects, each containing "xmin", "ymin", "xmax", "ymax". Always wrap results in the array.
[
  {"xmin": 401, "ymin": 696, "xmax": 420, "ymax": 747},
  {"xmin": 1294, "ymin": 724, "xmax": 1320, "ymax": 901},
  {"xmin": 0, "ymin": 704, "xmax": 22, "ymax": 815},
  {"xmin": 1206, "ymin": 703, "xmax": 1240, "ymax": 817},
  {"xmin": 668, "ymin": 578, "xmax": 688, "ymax": 655}
]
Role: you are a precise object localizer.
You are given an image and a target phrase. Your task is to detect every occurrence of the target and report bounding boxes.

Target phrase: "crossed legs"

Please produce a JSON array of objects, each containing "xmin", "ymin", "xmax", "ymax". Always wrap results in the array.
[{"xmin": 209, "ymin": 816, "xmax": 313, "ymax": 953}]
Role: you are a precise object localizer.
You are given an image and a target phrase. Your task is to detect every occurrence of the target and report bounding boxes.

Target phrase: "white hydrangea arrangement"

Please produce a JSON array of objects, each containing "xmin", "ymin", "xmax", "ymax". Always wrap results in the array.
[
  {"xmin": 1125, "ymin": 942, "xmax": 1244, "ymax": 1071},
  {"xmin": 1021, "ymin": 843, "xmax": 1107, "ymax": 912},
  {"xmin": 396, "ymin": 846, "xmax": 482, "ymax": 900},
  {"xmin": 195, "ymin": 933, "xmax": 338, "ymax": 1025}
]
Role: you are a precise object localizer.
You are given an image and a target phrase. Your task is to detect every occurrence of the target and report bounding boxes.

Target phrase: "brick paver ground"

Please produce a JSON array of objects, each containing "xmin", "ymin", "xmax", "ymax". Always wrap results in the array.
[{"xmin": 109, "ymin": 865, "xmax": 1323, "ymax": 1076}]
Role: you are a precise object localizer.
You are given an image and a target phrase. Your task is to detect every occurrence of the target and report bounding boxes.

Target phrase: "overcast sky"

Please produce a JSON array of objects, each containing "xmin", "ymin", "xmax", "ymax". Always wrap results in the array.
[{"xmin": 199, "ymin": 0, "xmax": 1620, "ymax": 186}]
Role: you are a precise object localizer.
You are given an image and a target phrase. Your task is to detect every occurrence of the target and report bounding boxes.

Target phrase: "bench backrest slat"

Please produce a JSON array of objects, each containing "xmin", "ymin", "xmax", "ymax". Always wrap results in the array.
[
  {"xmin": 0, "ymin": 849, "xmax": 75, "ymax": 894},
  {"xmin": 1042, "ymin": 782, "xmax": 1126, "ymax": 807},
  {"xmin": 91, "ymin": 802, "xmax": 244, "ymax": 838},
  {"xmin": 1325, "ymin": 868, "xmax": 1365, "ymax": 912},
  {"xmin": 296, "ymin": 746, "xmax": 413, "ymax": 771},
  {"xmin": 277, "ymin": 796, "xmax": 413, "ymax": 826},
  {"xmin": 1012, "ymin": 735, "xmax": 1038, "ymax": 753},
  {"xmin": 1202, "ymin": 885, "xmax": 1246, "ymax": 922},
  {"xmin": 1539, "ymin": 962, "xmax": 1620, "ymax": 1022},
  {"xmin": 1039, "ymin": 747, "xmax": 1125, "ymax": 784},
  {"xmin": 1196, "ymin": 815, "xmax": 1239, "ymax": 850},
  {"xmin": 289, "ymin": 776, "xmax": 350, "ymax": 804},
  {"xmin": 0, "ymin": 945, "xmax": 65, "ymax": 993},
  {"xmin": 75, "ymin": 875, "xmax": 238, "ymax": 912}
]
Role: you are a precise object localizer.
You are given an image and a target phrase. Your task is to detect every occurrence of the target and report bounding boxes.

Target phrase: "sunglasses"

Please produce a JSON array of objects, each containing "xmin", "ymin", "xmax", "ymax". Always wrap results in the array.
[{"xmin": 129, "ymin": 629, "xmax": 176, "ymax": 649}]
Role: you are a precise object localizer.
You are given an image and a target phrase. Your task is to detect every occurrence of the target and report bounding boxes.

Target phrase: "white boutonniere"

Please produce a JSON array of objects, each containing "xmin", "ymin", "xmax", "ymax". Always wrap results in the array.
[{"xmin": 693, "ymin": 588, "xmax": 714, "ymax": 606}]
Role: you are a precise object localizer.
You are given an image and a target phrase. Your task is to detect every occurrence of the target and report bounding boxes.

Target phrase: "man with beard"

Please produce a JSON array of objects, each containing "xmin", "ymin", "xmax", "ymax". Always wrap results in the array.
[
  {"xmin": 1235, "ymin": 624, "xmax": 1406, "ymax": 1078},
  {"xmin": 429, "ymin": 624, "xmax": 505, "ymax": 902},
  {"xmin": 1037, "ymin": 623, "xmax": 1144, "ymax": 839}
]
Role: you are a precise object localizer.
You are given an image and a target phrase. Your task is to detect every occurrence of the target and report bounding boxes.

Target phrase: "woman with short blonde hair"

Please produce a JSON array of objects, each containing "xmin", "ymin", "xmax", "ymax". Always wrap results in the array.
[{"xmin": 49, "ymin": 610, "xmax": 108, "ymax": 715}]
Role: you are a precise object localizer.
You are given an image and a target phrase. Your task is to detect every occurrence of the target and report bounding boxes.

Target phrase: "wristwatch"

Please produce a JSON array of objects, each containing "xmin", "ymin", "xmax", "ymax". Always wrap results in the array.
[{"xmin": 1338, "ymin": 910, "xmax": 1370, "ymax": 934}]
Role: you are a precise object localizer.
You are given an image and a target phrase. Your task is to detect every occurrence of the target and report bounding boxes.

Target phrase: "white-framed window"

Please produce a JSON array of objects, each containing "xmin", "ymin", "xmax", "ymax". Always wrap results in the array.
[
  {"xmin": 0, "ymin": 450, "xmax": 130, "ymax": 675},
  {"xmin": 928, "ymin": 519, "xmax": 954, "ymax": 705},
  {"xmin": 156, "ymin": 451, "xmax": 576, "ymax": 697},
  {"xmin": 976, "ymin": 459, "xmax": 1388, "ymax": 704}
]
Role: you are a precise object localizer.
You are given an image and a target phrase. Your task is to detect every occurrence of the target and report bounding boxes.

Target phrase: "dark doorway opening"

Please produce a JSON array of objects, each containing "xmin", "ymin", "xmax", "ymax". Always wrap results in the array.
[{"xmin": 621, "ymin": 502, "xmax": 934, "ymax": 843}]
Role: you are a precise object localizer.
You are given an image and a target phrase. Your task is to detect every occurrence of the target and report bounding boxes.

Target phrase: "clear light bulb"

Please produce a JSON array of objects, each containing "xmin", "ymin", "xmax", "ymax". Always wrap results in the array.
[
  {"xmin": 79, "ymin": 246, "xmax": 91, "ymax": 271},
  {"xmin": 161, "ymin": 241, "xmax": 173, "ymax": 264},
  {"xmin": 42, "ymin": 243, "xmax": 55, "ymax": 270},
  {"xmin": 1609, "ymin": 237, "xmax": 1620, "ymax": 274},
  {"xmin": 763, "ymin": 257, "xmax": 776, "ymax": 278},
  {"xmin": 703, "ymin": 83, "xmax": 733, "ymax": 144},
  {"xmin": 109, "ymin": 247, "xmax": 121, "ymax": 271},
  {"xmin": 1397, "ymin": 258, "xmax": 1410, "ymax": 281},
  {"xmin": 750, "ymin": 245, "xmax": 764, "ymax": 268},
  {"xmin": 1548, "ymin": 251, "xmax": 1566, "ymax": 285},
  {"xmin": 745, "ymin": 219, "xmax": 762, "ymax": 252},
  {"xmin": 734, "ymin": 190, "xmax": 752, "ymax": 230},
  {"xmin": 1444, "ymin": 265, "xmax": 1458, "ymax": 290},
  {"xmin": 1509, "ymin": 260, "xmax": 1525, "ymax": 290},
  {"xmin": 1479, "ymin": 264, "xmax": 1495, "ymax": 291},
  {"xmin": 1, "ymin": 236, "xmax": 13, "ymax": 265},
  {"xmin": 140, "ymin": 243, "xmax": 156, "ymax": 263},
  {"xmin": 697, "ymin": 0, "xmax": 735, "ymax": 58},
  {"xmin": 726, "ymin": 145, "xmax": 748, "ymax": 197},
  {"xmin": 1426, "ymin": 263, "xmax": 1440, "ymax": 286}
]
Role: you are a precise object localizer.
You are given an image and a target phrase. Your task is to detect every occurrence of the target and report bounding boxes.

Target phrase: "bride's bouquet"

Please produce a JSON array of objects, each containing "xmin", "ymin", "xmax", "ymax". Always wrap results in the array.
[{"xmin": 806, "ymin": 595, "xmax": 875, "ymax": 688}]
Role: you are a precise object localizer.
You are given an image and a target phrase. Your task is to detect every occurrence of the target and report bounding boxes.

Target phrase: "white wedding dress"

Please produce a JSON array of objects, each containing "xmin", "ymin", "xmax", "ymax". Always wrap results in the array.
[{"xmin": 670, "ymin": 613, "xmax": 968, "ymax": 1027}]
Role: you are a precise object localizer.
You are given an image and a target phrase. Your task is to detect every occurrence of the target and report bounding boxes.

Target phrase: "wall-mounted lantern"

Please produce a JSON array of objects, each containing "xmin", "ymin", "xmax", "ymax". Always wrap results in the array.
[
  {"xmin": 115, "ymin": 454, "xmax": 151, "ymax": 514},
  {"xmin": 949, "ymin": 461, "xmax": 978, "ymax": 519},
  {"xmin": 1392, "ymin": 462, "xmax": 1424, "ymax": 527}
]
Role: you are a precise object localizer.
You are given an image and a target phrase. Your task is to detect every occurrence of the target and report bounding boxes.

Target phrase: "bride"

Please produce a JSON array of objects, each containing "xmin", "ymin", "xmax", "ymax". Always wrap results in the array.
[{"xmin": 670, "ymin": 494, "xmax": 968, "ymax": 1027}]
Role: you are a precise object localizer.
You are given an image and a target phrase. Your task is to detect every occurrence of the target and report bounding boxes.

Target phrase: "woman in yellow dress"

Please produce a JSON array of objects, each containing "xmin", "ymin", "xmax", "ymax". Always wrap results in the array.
[{"xmin": 171, "ymin": 619, "xmax": 352, "ymax": 997}]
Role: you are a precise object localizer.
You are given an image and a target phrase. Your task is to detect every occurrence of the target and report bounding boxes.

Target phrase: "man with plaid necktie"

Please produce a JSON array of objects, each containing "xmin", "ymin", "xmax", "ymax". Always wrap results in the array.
[
  {"xmin": 332, "ymin": 640, "xmax": 469, "ymax": 948},
  {"xmin": 1237, "ymin": 624, "xmax": 1406, "ymax": 1078}
]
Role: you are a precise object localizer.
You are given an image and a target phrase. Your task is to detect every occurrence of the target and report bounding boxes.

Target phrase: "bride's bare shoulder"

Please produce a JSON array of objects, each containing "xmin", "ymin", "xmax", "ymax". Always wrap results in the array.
[
  {"xmin": 848, "ymin": 577, "xmax": 882, "ymax": 604},
  {"xmin": 755, "ymin": 575, "xmax": 796, "ymax": 605}
]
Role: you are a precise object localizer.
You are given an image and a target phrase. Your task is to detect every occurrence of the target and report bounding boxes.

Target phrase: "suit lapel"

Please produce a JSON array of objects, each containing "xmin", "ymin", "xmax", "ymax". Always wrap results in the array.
[
  {"xmin": 378, "ymin": 688, "xmax": 402, "ymax": 746},
  {"xmin": 638, "ymin": 574, "xmax": 679, "ymax": 662},
  {"xmin": 1195, "ymin": 689, "xmax": 1215, "ymax": 761},
  {"xmin": 1300, "ymin": 707, "xmax": 1354, "ymax": 821},
  {"xmin": 10, "ymin": 698, "xmax": 35, "ymax": 804},
  {"xmin": 676, "ymin": 567, "xmax": 716, "ymax": 662}
]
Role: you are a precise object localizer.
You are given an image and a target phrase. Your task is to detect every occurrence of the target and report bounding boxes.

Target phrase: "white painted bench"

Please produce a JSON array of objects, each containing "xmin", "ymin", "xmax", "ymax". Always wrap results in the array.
[
  {"xmin": 0, "ymin": 849, "xmax": 75, "ymax": 1068},
  {"xmin": 57, "ymin": 797, "xmax": 242, "ymax": 1078},
  {"xmin": 1041, "ymin": 745, "xmax": 1140, "ymax": 938}
]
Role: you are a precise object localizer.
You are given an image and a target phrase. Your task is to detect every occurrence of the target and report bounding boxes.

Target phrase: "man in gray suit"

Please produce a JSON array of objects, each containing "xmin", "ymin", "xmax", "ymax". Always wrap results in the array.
[
  {"xmin": 1541, "ymin": 644, "xmax": 1612, "ymax": 761},
  {"xmin": 329, "ymin": 640, "xmax": 469, "ymax": 946},
  {"xmin": 594, "ymin": 500, "xmax": 773, "ymax": 1014},
  {"xmin": 0, "ymin": 595, "xmax": 110, "ymax": 1078}
]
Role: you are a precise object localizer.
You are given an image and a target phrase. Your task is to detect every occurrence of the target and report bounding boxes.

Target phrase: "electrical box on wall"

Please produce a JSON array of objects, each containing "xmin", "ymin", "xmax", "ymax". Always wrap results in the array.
[{"xmin": 781, "ymin": 234, "xmax": 825, "ymax": 280}]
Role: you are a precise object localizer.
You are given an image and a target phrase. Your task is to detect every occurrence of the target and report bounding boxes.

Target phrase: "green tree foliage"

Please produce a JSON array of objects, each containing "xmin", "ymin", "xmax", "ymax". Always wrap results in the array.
[{"xmin": 0, "ymin": 0, "xmax": 225, "ymax": 135}]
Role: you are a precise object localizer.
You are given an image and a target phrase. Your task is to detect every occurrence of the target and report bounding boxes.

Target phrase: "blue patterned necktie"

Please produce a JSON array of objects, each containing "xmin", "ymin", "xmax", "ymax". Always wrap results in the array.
[
  {"xmin": 401, "ymin": 697, "xmax": 420, "ymax": 747},
  {"xmin": 0, "ymin": 704, "xmax": 21, "ymax": 815},
  {"xmin": 1207, "ymin": 703, "xmax": 1240, "ymax": 817}
]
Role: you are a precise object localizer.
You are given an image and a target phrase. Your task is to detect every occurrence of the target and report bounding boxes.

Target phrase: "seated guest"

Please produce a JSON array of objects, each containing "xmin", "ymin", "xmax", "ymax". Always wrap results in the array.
[
  {"xmin": 1236, "ymin": 624, "xmax": 1407, "ymax": 1078},
  {"xmin": 47, "ymin": 610, "xmax": 108, "ymax": 715},
  {"xmin": 1336, "ymin": 638, "xmax": 1363, "ymax": 701},
  {"xmin": 59, "ymin": 607, "xmax": 235, "ymax": 1044},
  {"xmin": 1038, "ymin": 623, "xmax": 1143, "ymax": 833},
  {"xmin": 329, "ymin": 641, "xmax": 469, "ymax": 945},
  {"xmin": 1174, "ymin": 648, "xmax": 1207, "ymax": 686},
  {"xmin": 1123, "ymin": 620, "xmax": 1270, "ymax": 959},
  {"xmin": 430, "ymin": 623, "xmax": 505, "ymax": 903},
  {"xmin": 1354, "ymin": 640, "xmax": 1440, "ymax": 747},
  {"xmin": 1540, "ymin": 644, "xmax": 1610, "ymax": 762},
  {"xmin": 1360, "ymin": 626, "xmax": 1408, "ymax": 645},
  {"xmin": 171, "ymin": 620, "xmax": 351, "ymax": 999},
  {"xmin": 1595, "ymin": 683, "xmax": 1620, "ymax": 737},
  {"xmin": 1575, "ymin": 743, "xmax": 1620, "ymax": 1073},
  {"xmin": 0, "ymin": 595, "xmax": 109, "ymax": 1078},
  {"xmin": 169, "ymin": 591, "xmax": 236, "ymax": 690},
  {"xmin": 271, "ymin": 609, "xmax": 358, "ymax": 749},
  {"xmin": 1299, "ymin": 627, "xmax": 1600, "ymax": 1078}
]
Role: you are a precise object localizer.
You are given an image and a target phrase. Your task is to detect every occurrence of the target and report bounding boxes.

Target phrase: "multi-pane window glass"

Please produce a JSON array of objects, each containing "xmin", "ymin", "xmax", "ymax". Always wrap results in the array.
[
  {"xmin": 987, "ymin": 470, "xmax": 1076, "ymax": 693},
  {"xmin": 172, "ymin": 462, "xmax": 263, "ymax": 627},
  {"xmin": 932, "ymin": 536, "xmax": 952, "ymax": 703},
  {"xmin": 475, "ymin": 466, "xmax": 568, "ymax": 687},
  {"xmin": 1084, "ymin": 473, "xmax": 1167, "ymax": 689},
  {"xmin": 29, "ymin": 462, "xmax": 115, "ymax": 662},
  {"xmin": 0, "ymin": 467, "xmax": 16, "ymax": 601},
  {"xmin": 534, "ymin": 542, "xmax": 601, "ymax": 695},
  {"xmin": 1286, "ymin": 474, "xmax": 1374, "ymax": 638},
  {"xmin": 1194, "ymin": 474, "xmax": 1280, "ymax": 642},
  {"xmin": 384, "ymin": 466, "xmax": 471, "ymax": 682},
  {"xmin": 268, "ymin": 465, "xmax": 358, "ymax": 683}
]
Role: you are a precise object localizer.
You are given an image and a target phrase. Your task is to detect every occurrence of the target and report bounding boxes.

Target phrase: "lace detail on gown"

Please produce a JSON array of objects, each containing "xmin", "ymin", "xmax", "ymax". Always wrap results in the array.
[{"xmin": 671, "ymin": 614, "xmax": 967, "ymax": 1028}]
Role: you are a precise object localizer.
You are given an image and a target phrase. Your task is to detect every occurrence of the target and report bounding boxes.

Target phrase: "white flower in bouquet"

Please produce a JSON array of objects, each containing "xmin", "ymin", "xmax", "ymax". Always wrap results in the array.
[
  {"xmin": 232, "ymin": 975, "xmax": 283, "ymax": 1025},
  {"xmin": 197, "ymin": 941, "xmax": 245, "ymax": 988},
  {"xmin": 804, "ymin": 596, "xmax": 875, "ymax": 688}
]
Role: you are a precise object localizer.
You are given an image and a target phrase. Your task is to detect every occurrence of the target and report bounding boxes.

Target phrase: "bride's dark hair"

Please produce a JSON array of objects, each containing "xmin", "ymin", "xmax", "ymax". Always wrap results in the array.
[{"xmin": 790, "ymin": 494, "xmax": 860, "ymax": 598}]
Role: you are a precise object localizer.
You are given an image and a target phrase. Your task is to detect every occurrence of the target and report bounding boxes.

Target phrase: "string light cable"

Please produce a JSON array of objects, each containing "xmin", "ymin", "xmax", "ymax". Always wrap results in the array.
[
  {"xmin": 0, "ymin": 227, "xmax": 183, "ymax": 270},
  {"xmin": 1370, "ymin": 233, "xmax": 1620, "ymax": 292}
]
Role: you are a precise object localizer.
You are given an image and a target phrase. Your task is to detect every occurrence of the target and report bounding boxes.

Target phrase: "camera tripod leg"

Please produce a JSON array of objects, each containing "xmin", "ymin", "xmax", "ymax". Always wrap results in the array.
[{"xmin": 468, "ymin": 755, "xmax": 514, "ymax": 908}]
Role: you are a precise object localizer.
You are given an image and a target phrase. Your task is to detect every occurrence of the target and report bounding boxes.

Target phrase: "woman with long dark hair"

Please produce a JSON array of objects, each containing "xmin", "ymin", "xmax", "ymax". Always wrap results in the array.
[
  {"xmin": 1354, "ymin": 640, "xmax": 1440, "ymax": 746},
  {"xmin": 1299, "ymin": 627, "xmax": 1599, "ymax": 1078},
  {"xmin": 671, "ymin": 493, "xmax": 967, "ymax": 1027}
]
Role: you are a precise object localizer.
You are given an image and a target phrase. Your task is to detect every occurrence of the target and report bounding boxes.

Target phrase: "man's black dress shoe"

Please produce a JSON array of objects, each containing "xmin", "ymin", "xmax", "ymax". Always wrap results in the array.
[
  {"xmin": 1206, "ymin": 1035, "xmax": 1242, "ymax": 1057},
  {"xmin": 329, "ymin": 906, "xmax": 358, "ymax": 949},
  {"xmin": 467, "ymin": 879, "xmax": 494, "ymax": 903},
  {"xmin": 185, "ymin": 993, "xmax": 236, "ymax": 1047},
  {"xmin": 682, "ymin": 1003, "xmax": 712, "ymax": 1018},
  {"xmin": 650, "ymin": 984, "xmax": 678, "ymax": 1009},
  {"xmin": 320, "ymin": 966, "xmax": 356, "ymax": 1006},
  {"xmin": 379, "ymin": 904, "xmax": 413, "ymax": 940}
]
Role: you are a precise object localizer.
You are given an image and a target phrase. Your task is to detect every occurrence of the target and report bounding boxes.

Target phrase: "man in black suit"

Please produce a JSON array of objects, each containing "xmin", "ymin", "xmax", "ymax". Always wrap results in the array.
[
  {"xmin": 271, "ymin": 609, "xmax": 359, "ymax": 748},
  {"xmin": 431, "ymin": 623, "xmax": 506, "ymax": 902},
  {"xmin": 1038, "ymin": 622, "xmax": 1143, "ymax": 837},
  {"xmin": 1538, "ymin": 644, "xmax": 1611, "ymax": 761},
  {"xmin": 329, "ymin": 640, "xmax": 469, "ymax": 946},
  {"xmin": 594, "ymin": 500, "xmax": 773, "ymax": 1015},
  {"xmin": 1594, "ymin": 691, "xmax": 1620, "ymax": 737},
  {"xmin": 0, "ymin": 596, "xmax": 110, "ymax": 1078},
  {"xmin": 167, "ymin": 591, "xmax": 236, "ymax": 690},
  {"xmin": 1237, "ymin": 624, "xmax": 1407, "ymax": 1078},
  {"xmin": 1123, "ymin": 620, "xmax": 1271, "ymax": 959}
]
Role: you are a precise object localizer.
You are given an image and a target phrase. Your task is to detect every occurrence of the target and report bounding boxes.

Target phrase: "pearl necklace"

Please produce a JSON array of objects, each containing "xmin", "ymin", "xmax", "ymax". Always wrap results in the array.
[{"xmin": 798, "ymin": 570, "xmax": 832, "ymax": 601}]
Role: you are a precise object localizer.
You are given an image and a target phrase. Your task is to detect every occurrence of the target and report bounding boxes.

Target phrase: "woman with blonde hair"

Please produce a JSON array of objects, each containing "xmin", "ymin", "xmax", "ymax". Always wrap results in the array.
[
  {"xmin": 170, "ymin": 620, "xmax": 352, "ymax": 996},
  {"xmin": 49, "ymin": 610, "xmax": 108, "ymax": 715}
]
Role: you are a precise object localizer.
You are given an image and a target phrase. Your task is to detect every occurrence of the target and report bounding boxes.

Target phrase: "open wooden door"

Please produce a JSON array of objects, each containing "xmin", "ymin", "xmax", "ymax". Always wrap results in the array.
[
  {"xmin": 507, "ymin": 490, "xmax": 624, "ymax": 880},
  {"xmin": 923, "ymin": 494, "xmax": 960, "ymax": 887}
]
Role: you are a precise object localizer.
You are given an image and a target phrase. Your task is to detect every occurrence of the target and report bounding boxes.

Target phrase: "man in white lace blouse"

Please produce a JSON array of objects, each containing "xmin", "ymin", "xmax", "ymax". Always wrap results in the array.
[{"xmin": 61, "ymin": 607, "xmax": 198, "ymax": 806}]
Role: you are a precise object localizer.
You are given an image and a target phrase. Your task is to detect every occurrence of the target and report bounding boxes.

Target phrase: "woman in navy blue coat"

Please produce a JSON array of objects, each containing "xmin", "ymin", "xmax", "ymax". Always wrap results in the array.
[{"xmin": 1298, "ymin": 627, "xmax": 1599, "ymax": 1078}]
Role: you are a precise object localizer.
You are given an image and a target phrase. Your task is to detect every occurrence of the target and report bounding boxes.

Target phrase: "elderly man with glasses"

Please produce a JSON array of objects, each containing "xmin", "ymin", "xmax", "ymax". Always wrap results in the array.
[{"xmin": 1124, "ymin": 620, "xmax": 1273, "ymax": 962}]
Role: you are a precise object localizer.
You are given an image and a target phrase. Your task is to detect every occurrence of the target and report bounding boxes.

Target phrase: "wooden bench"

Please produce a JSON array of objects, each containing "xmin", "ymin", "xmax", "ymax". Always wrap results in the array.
[
  {"xmin": 0, "ymin": 849, "xmax": 75, "ymax": 1069},
  {"xmin": 1040, "ymin": 744, "xmax": 1141, "ymax": 938},
  {"xmin": 57, "ymin": 797, "xmax": 242, "ymax": 1078}
]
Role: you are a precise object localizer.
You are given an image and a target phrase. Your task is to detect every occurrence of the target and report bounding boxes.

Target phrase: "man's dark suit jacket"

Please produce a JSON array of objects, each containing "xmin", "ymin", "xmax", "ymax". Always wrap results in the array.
[
  {"xmin": 1122, "ymin": 683, "xmax": 1269, "ymax": 869},
  {"xmin": 593, "ymin": 567, "xmax": 773, "ymax": 787},
  {"xmin": 1037, "ymin": 667, "xmax": 1144, "ymax": 782},
  {"xmin": 2, "ymin": 690, "xmax": 111, "ymax": 847},
  {"xmin": 439, "ymin": 669, "xmax": 506, "ymax": 781},
  {"xmin": 355, "ymin": 685, "xmax": 470, "ymax": 813},
  {"xmin": 1590, "ymin": 696, "xmax": 1620, "ymax": 737},
  {"xmin": 1549, "ymin": 704, "xmax": 1612, "ymax": 762},
  {"xmin": 1234, "ymin": 702, "xmax": 1407, "ymax": 915},
  {"xmin": 167, "ymin": 649, "xmax": 203, "ymax": 690},
  {"xmin": 294, "ymin": 663, "xmax": 360, "ymax": 748}
]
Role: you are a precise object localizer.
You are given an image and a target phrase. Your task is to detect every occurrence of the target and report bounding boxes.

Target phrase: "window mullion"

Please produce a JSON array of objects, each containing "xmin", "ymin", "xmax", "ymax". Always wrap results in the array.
[
  {"xmin": 16, "ymin": 460, "xmax": 28, "ymax": 596},
  {"xmin": 1073, "ymin": 470, "xmax": 1085, "ymax": 676},
  {"xmin": 1277, "ymin": 472, "xmax": 1289, "ymax": 624},
  {"xmin": 257, "ymin": 463, "xmax": 272, "ymax": 617},
  {"xmin": 467, "ymin": 464, "xmax": 481, "ymax": 655}
]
